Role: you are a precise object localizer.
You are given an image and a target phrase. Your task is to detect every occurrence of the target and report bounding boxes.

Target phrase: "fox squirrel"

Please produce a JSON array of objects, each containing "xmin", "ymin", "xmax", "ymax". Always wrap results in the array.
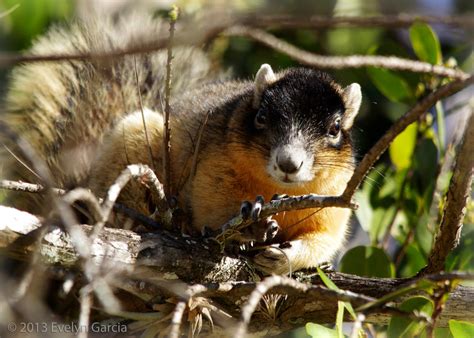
[{"xmin": 0, "ymin": 13, "xmax": 362, "ymax": 275}]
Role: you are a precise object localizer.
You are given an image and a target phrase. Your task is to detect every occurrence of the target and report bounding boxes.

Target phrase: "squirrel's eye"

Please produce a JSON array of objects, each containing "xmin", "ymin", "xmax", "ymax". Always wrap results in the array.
[
  {"xmin": 254, "ymin": 111, "xmax": 267, "ymax": 129},
  {"xmin": 328, "ymin": 118, "xmax": 341, "ymax": 137}
]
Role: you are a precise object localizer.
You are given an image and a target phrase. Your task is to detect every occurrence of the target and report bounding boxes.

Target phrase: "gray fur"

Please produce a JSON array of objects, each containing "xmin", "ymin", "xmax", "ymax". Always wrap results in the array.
[{"xmin": 0, "ymin": 13, "xmax": 220, "ymax": 213}]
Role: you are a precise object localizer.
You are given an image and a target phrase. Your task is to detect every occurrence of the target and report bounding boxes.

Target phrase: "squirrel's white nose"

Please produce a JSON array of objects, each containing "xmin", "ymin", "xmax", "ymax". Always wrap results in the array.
[{"xmin": 276, "ymin": 146, "xmax": 305, "ymax": 174}]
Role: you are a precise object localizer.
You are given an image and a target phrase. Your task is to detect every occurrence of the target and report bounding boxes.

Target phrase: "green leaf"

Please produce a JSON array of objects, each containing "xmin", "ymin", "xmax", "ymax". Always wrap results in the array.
[
  {"xmin": 336, "ymin": 301, "xmax": 344, "ymax": 338},
  {"xmin": 367, "ymin": 67, "xmax": 413, "ymax": 103},
  {"xmin": 413, "ymin": 137, "xmax": 439, "ymax": 196},
  {"xmin": 339, "ymin": 246, "xmax": 395, "ymax": 278},
  {"xmin": 317, "ymin": 267, "xmax": 357, "ymax": 319},
  {"xmin": 415, "ymin": 212, "xmax": 433, "ymax": 257},
  {"xmin": 389, "ymin": 122, "xmax": 418, "ymax": 171},
  {"xmin": 435, "ymin": 327, "xmax": 453, "ymax": 338},
  {"xmin": 388, "ymin": 296, "xmax": 434, "ymax": 338},
  {"xmin": 398, "ymin": 243, "xmax": 427, "ymax": 278},
  {"xmin": 446, "ymin": 231, "xmax": 474, "ymax": 272},
  {"xmin": 357, "ymin": 279, "xmax": 436, "ymax": 313},
  {"xmin": 355, "ymin": 164, "xmax": 405, "ymax": 244},
  {"xmin": 409, "ymin": 22, "xmax": 442, "ymax": 65},
  {"xmin": 306, "ymin": 323, "xmax": 339, "ymax": 338},
  {"xmin": 317, "ymin": 266, "xmax": 339, "ymax": 290},
  {"xmin": 449, "ymin": 320, "xmax": 474, "ymax": 338}
]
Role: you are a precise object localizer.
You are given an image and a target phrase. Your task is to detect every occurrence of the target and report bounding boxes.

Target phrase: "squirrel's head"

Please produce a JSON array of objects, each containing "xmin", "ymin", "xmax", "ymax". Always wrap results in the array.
[{"xmin": 234, "ymin": 64, "xmax": 361, "ymax": 187}]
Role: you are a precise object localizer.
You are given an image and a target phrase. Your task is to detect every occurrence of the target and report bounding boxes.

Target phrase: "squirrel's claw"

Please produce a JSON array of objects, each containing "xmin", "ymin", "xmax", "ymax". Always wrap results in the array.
[
  {"xmin": 252, "ymin": 195, "xmax": 265, "ymax": 221},
  {"xmin": 264, "ymin": 218, "xmax": 279, "ymax": 241},
  {"xmin": 240, "ymin": 195, "xmax": 265, "ymax": 221},
  {"xmin": 271, "ymin": 194, "xmax": 289, "ymax": 201},
  {"xmin": 239, "ymin": 201, "xmax": 253, "ymax": 220},
  {"xmin": 234, "ymin": 216, "xmax": 280, "ymax": 243},
  {"xmin": 318, "ymin": 261, "xmax": 334, "ymax": 273}
]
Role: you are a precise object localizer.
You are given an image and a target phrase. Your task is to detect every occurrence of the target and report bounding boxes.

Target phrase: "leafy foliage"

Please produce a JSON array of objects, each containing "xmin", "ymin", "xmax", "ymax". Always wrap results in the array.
[
  {"xmin": 449, "ymin": 320, "xmax": 474, "ymax": 338},
  {"xmin": 387, "ymin": 296, "xmax": 434, "ymax": 338},
  {"xmin": 339, "ymin": 246, "xmax": 395, "ymax": 277}
]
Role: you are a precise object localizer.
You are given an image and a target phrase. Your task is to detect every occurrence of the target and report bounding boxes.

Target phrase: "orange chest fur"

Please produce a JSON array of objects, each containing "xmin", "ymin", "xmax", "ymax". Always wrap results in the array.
[
  {"xmin": 235, "ymin": 173, "xmax": 347, "ymax": 241},
  {"xmin": 191, "ymin": 150, "xmax": 351, "ymax": 240}
]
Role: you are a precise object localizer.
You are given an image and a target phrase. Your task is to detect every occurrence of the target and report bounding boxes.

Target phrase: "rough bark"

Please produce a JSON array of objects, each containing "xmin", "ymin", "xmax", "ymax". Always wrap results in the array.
[
  {"xmin": 0, "ymin": 205, "xmax": 472, "ymax": 334},
  {"xmin": 423, "ymin": 111, "xmax": 474, "ymax": 275}
]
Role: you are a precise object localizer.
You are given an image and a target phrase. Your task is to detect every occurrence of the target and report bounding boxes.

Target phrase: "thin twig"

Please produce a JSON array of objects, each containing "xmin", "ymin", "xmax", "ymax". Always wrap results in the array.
[
  {"xmin": 190, "ymin": 110, "xmax": 210, "ymax": 178},
  {"xmin": 421, "ymin": 110, "xmax": 474, "ymax": 275},
  {"xmin": 232, "ymin": 275, "xmax": 411, "ymax": 338},
  {"xmin": 395, "ymin": 228, "xmax": 415, "ymax": 269},
  {"xmin": 0, "ymin": 122, "xmax": 89, "ymax": 257},
  {"xmin": 94, "ymin": 164, "xmax": 170, "ymax": 239},
  {"xmin": 225, "ymin": 26, "xmax": 470, "ymax": 80},
  {"xmin": 242, "ymin": 14, "xmax": 474, "ymax": 29},
  {"xmin": 0, "ymin": 3, "xmax": 20, "ymax": 19},
  {"xmin": 78, "ymin": 287, "xmax": 92, "ymax": 338},
  {"xmin": 62, "ymin": 188, "xmax": 103, "ymax": 225},
  {"xmin": 426, "ymin": 280, "xmax": 453, "ymax": 338},
  {"xmin": 350, "ymin": 313, "xmax": 366, "ymax": 338},
  {"xmin": 169, "ymin": 301, "xmax": 186, "ymax": 338},
  {"xmin": 217, "ymin": 194, "xmax": 357, "ymax": 244},
  {"xmin": 133, "ymin": 56, "xmax": 157, "ymax": 172},
  {"xmin": 0, "ymin": 179, "xmax": 161, "ymax": 229},
  {"xmin": 356, "ymin": 272, "xmax": 474, "ymax": 313},
  {"xmin": 0, "ymin": 179, "xmax": 65, "ymax": 195},
  {"xmin": 2, "ymin": 143, "xmax": 41, "ymax": 180},
  {"xmin": 163, "ymin": 7, "xmax": 178, "ymax": 199},
  {"xmin": 234, "ymin": 276, "xmax": 309, "ymax": 338}
]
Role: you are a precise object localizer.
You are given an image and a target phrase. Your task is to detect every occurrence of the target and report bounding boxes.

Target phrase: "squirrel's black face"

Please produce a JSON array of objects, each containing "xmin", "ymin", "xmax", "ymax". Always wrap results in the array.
[{"xmin": 249, "ymin": 66, "xmax": 361, "ymax": 186}]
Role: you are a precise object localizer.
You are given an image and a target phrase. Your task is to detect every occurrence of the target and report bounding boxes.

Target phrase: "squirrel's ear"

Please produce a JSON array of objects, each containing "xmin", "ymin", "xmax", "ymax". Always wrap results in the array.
[
  {"xmin": 253, "ymin": 64, "xmax": 276, "ymax": 108},
  {"xmin": 342, "ymin": 83, "xmax": 362, "ymax": 129}
]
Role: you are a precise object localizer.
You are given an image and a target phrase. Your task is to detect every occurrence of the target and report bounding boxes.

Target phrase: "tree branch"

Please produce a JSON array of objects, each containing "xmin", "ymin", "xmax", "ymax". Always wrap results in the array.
[
  {"xmin": 421, "ymin": 110, "xmax": 474, "ymax": 275},
  {"xmin": 225, "ymin": 26, "xmax": 470, "ymax": 80},
  {"xmin": 0, "ymin": 179, "xmax": 65, "ymax": 195},
  {"xmin": 0, "ymin": 22, "xmax": 225, "ymax": 68},
  {"xmin": 342, "ymin": 76, "xmax": 474, "ymax": 199},
  {"xmin": 218, "ymin": 194, "xmax": 357, "ymax": 243},
  {"xmin": 242, "ymin": 14, "xmax": 474, "ymax": 29},
  {"xmin": 0, "ymin": 206, "xmax": 472, "ymax": 334}
]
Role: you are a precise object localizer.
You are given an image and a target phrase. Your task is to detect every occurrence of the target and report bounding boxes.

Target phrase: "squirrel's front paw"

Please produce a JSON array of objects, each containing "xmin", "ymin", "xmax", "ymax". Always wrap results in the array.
[
  {"xmin": 252, "ymin": 242, "xmax": 295, "ymax": 275},
  {"xmin": 238, "ymin": 196, "xmax": 279, "ymax": 243}
]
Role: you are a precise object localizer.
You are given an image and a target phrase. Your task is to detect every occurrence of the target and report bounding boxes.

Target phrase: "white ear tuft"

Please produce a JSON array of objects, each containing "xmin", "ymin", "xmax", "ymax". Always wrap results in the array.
[
  {"xmin": 342, "ymin": 83, "xmax": 362, "ymax": 129},
  {"xmin": 253, "ymin": 64, "xmax": 276, "ymax": 108}
]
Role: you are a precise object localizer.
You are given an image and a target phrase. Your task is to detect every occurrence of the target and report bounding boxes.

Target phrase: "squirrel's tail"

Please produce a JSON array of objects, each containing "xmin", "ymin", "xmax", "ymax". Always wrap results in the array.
[{"xmin": 0, "ymin": 12, "xmax": 217, "ymax": 213}]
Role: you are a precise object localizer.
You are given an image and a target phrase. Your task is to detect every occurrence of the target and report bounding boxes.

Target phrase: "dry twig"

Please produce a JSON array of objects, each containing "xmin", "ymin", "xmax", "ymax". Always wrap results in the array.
[
  {"xmin": 242, "ymin": 14, "xmax": 474, "ymax": 29},
  {"xmin": 218, "ymin": 194, "xmax": 357, "ymax": 243},
  {"xmin": 0, "ymin": 179, "xmax": 65, "ymax": 195},
  {"xmin": 134, "ymin": 56, "xmax": 157, "ymax": 173},
  {"xmin": 169, "ymin": 301, "xmax": 187, "ymax": 338},
  {"xmin": 234, "ymin": 275, "xmax": 310, "ymax": 338},
  {"xmin": 98, "ymin": 164, "xmax": 169, "ymax": 235},
  {"xmin": 78, "ymin": 288, "xmax": 92, "ymax": 338},
  {"xmin": 163, "ymin": 6, "xmax": 179, "ymax": 199},
  {"xmin": 225, "ymin": 26, "xmax": 470, "ymax": 80}
]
